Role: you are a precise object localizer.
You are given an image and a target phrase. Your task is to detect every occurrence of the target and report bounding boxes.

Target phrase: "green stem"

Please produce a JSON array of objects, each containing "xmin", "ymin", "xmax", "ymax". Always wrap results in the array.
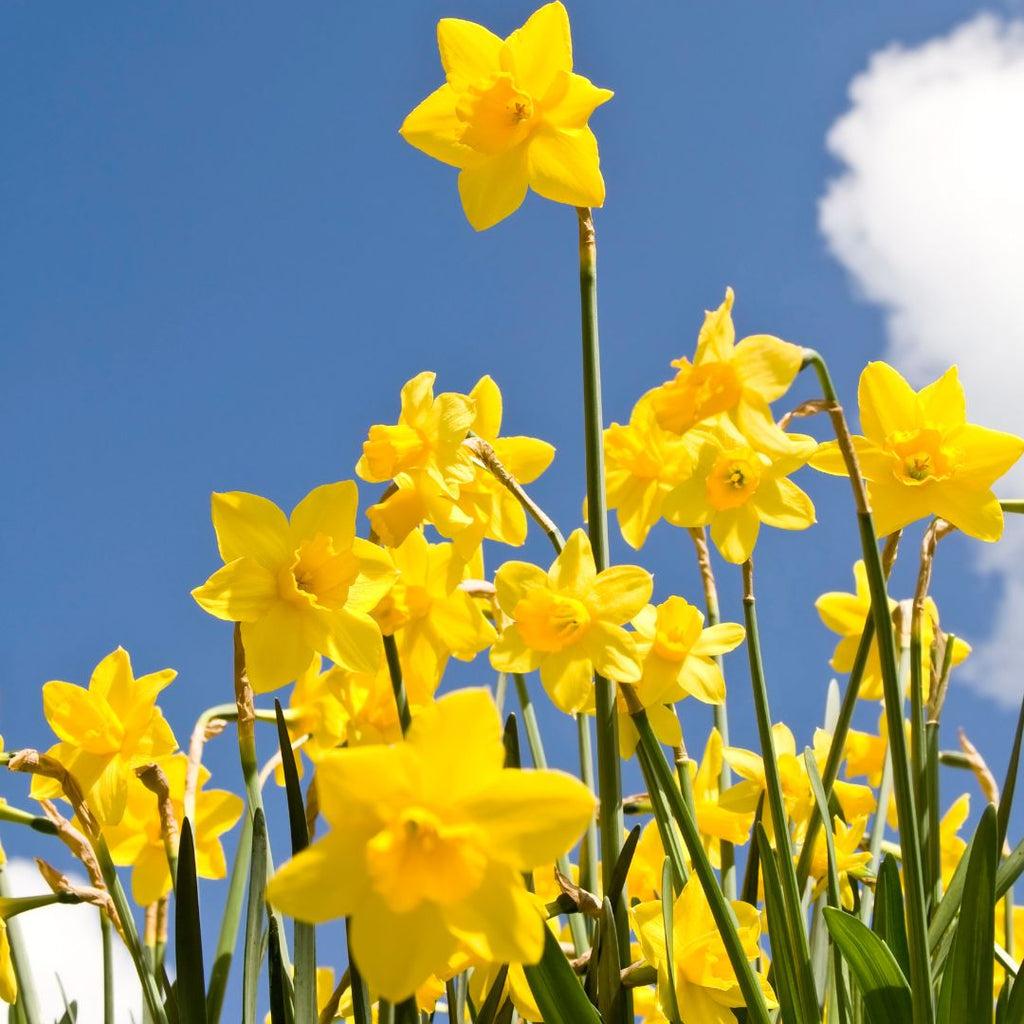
[
  {"xmin": 513, "ymin": 672, "xmax": 588, "ymax": 957},
  {"xmin": 93, "ymin": 836, "xmax": 168, "ymax": 1024},
  {"xmin": 803, "ymin": 349, "xmax": 934, "ymax": 1024},
  {"xmin": 383, "ymin": 633, "xmax": 412, "ymax": 734},
  {"xmin": 576, "ymin": 713, "xmax": 600, "ymax": 918},
  {"xmin": 688, "ymin": 527, "xmax": 735, "ymax": 898},
  {"xmin": 576, "ymin": 206, "xmax": 628, "ymax": 1007},
  {"xmin": 102, "ymin": 908, "xmax": 115, "ymax": 1024},
  {"xmin": 0, "ymin": 803, "xmax": 58, "ymax": 836},
  {"xmin": 0, "ymin": 860, "xmax": 41, "ymax": 1024}
]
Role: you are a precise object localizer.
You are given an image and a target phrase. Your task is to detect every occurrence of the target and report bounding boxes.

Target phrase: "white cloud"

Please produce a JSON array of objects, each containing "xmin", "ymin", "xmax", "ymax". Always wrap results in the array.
[
  {"xmin": 1, "ymin": 858, "xmax": 141, "ymax": 1023},
  {"xmin": 820, "ymin": 13, "xmax": 1024, "ymax": 706}
]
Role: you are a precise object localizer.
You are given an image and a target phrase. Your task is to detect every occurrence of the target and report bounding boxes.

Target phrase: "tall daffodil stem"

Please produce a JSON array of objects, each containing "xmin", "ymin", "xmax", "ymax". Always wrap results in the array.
[
  {"xmin": 688, "ymin": 527, "xmax": 735, "ymax": 898},
  {"xmin": 0, "ymin": 859, "xmax": 41, "ymax": 1024},
  {"xmin": 383, "ymin": 634, "xmax": 412, "ymax": 734},
  {"xmin": 802, "ymin": 349, "xmax": 934, "ymax": 1024},
  {"xmin": 576, "ymin": 207, "xmax": 628, "ymax": 992}
]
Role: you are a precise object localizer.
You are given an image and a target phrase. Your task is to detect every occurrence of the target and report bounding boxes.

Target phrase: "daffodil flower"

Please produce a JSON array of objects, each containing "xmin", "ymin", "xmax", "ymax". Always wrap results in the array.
[
  {"xmin": 31, "ymin": 647, "xmax": 177, "ymax": 825},
  {"xmin": 805, "ymin": 815, "xmax": 872, "ymax": 909},
  {"xmin": 265, "ymin": 689, "xmax": 595, "ymax": 1002},
  {"xmin": 400, "ymin": 2, "xmax": 613, "ymax": 230},
  {"xmin": 191, "ymin": 481, "xmax": 396, "ymax": 692},
  {"xmin": 633, "ymin": 875, "xmax": 776, "ymax": 1024},
  {"xmin": 662, "ymin": 420, "xmax": 816, "ymax": 564},
  {"xmin": 816, "ymin": 560, "xmax": 970, "ymax": 701},
  {"xmin": 370, "ymin": 529, "xmax": 497, "ymax": 703},
  {"xmin": 811, "ymin": 361, "xmax": 1024, "ymax": 540},
  {"xmin": 649, "ymin": 288, "xmax": 804, "ymax": 450},
  {"xmin": 604, "ymin": 395, "xmax": 697, "ymax": 549},
  {"xmin": 103, "ymin": 754, "xmax": 242, "ymax": 906},
  {"xmin": 490, "ymin": 529, "xmax": 652, "ymax": 713}
]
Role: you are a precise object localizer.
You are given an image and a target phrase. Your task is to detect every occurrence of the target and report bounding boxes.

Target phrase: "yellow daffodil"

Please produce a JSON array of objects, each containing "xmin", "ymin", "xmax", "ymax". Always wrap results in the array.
[
  {"xmin": 31, "ymin": 648, "xmax": 177, "ymax": 825},
  {"xmin": 604, "ymin": 395, "xmax": 696, "ymax": 549},
  {"xmin": 633, "ymin": 985, "xmax": 670, "ymax": 1023},
  {"xmin": 400, "ymin": 2, "xmax": 613, "ymax": 231},
  {"xmin": 811, "ymin": 362, "xmax": 1024, "ymax": 540},
  {"xmin": 723, "ymin": 725, "xmax": 874, "ymax": 845},
  {"xmin": 816, "ymin": 561, "xmax": 970, "ymax": 701},
  {"xmin": 490, "ymin": 529, "xmax": 652, "ymax": 713},
  {"xmin": 438, "ymin": 375, "xmax": 556, "ymax": 561},
  {"xmin": 0, "ymin": 842, "xmax": 15, "ymax": 1005},
  {"xmin": 633, "ymin": 597, "xmax": 744, "ymax": 706},
  {"xmin": 469, "ymin": 957, "xmax": 543, "ymax": 1023},
  {"xmin": 359, "ymin": 372, "xmax": 476, "ymax": 549},
  {"xmin": 633, "ymin": 876, "xmax": 776, "ymax": 1024},
  {"xmin": 805, "ymin": 815, "xmax": 872, "ymax": 909},
  {"xmin": 627, "ymin": 819, "xmax": 686, "ymax": 904},
  {"xmin": 370, "ymin": 529, "xmax": 496, "ymax": 702},
  {"xmin": 192, "ymin": 482, "xmax": 396, "ymax": 692},
  {"xmin": 939, "ymin": 794, "xmax": 970, "ymax": 889},
  {"xmin": 325, "ymin": 663, "xmax": 407, "ymax": 748},
  {"xmin": 648, "ymin": 289, "xmax": 804, "ymax": 450},
  {"xmin": 690, "ymin": 730, "xmax": 755, "ymax": 865},
  {"xmin": 104, "ymin": 754, "xmax": 242, "ymax": 906},
  {"xmin": 662, "ymin": 420, "xmax": 816, "ymax": 564},
  {"xmin": 265, "ymin": 688, "xmax": 596, "ymax": 1002}
]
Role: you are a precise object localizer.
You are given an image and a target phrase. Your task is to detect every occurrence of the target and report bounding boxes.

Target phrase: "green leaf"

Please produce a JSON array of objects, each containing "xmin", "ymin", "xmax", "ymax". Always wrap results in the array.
[
  {"xmin": 937, "ymin": 804, "xmax": 997, "ymax": 1024},
  {"xmin": 242, "ymin": 809, "xmax": 268, "ymax": 1024},
  {"xmin": 502, "ymin": 713, "xmax": 521, "ymax": 769},
  {"xmin": 206, "ymin": 811, "xmax": 253, "ymax": 1024},
  {"xmin": 999, "ymin": 695, "xmax": 1024, "ymax": 855},
  {"xmin": 475, "ymin": 965, "xmax": 510, "ymax": 1024},
  {"xmin": 267, "ymin": 914, "xmax": 293, "ymax": 1024},
  {"xmin": 175, "ymin": 819, "xmax": 208, "ymax": 1024},
  {"xmin": 659, "ymin": 860, "xmax": 680, "ymax": 1024},
  {"xmin": 1006, "ymin": 968, "xmax": 1024, "ymax": 1024},
  {"xmin": 872, "ymin": 855, "xmax": 910, "ymax": 985},
  {"xmin": 757, "ymin": 823, "xmax": 818, "ymax": 1024},
  {"xmin": 275, "ymin": 700, "xmax": 316, "ymax": 1024},
  {"xmin": 597, "ymin": 897, "xmax": 624, "ymax": 1024},
  {"xmin": 605, "ymin": 825, "xmax": 641, "ymax": 914},
  {"xmin": 823, "ymin": 907, "xmax": 912, "ymax": 1024},
  {"xmin": 523, "ymin": 924, "xmax": 602, "ymax": 1024}
]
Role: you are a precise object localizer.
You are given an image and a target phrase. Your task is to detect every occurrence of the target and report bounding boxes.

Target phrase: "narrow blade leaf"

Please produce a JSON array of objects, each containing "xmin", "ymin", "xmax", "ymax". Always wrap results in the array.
[
  {"xmin": 175, "ymin": 819, "xmax": 208, "ymax": 1024},
  {"xmin": 523, "ymin": 925, "xmax": 602, "ymax": 1024}
]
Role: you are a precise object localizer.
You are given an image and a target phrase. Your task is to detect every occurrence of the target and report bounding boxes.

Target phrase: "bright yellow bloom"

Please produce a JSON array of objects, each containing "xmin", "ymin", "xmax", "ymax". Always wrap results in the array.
[
  {"xmin": 31, "ymin": 648, "xmax": 177, "ymax": 825},
  {"xmin": 648, "ymin": 289, "xmax": 804, "ymax": 450},
  {"xmin": 662, "ymin": 420, "xmax": 816, "ymax": 564},
  {"xmin": 816, "ymin": 560, "xmax": 971, "ymax": 701},
  {"xmin": 690, "ymin": 730, "xmax": 755, "ymax": 865},
  {"xmin": 400, "ymin": 2, "xmax": 613, "ymax": 231},
  {"xmin": 812, "ymin": 362, "xmax": 1024, "ymax": 540},
  {"xmin": 437, "ymin": 375, "xmax": 556, "ymax": 561},
  {"xmin": 0, "ymin": 842, "xmax": 15, "ymax": 1005},
  {"xmin": 469, "ymin": 957, "xmax": 543, "ymax": 1023},
  {"xmin": 371, "ymin": 529, "xmax": 496, "ymax": 702},
  {"xmin": 939, "ymin": 794, "xmax": 970, "ymax": 889},
  {"xmin": 191, "ymin": 482, "xmax": 396, "ymax": 692},
  {"xmin": 490, "ymin": 529, "xmax": 652, "ymax": 713},
  {"xmin": 265, "ymin": 689, "xmax": 596, "ymax": 1002},
  {"xmin": 359, "ymin": 373, "xmax": 477, "ymax": 549},
  {"xmin": 806, "ymin": 815, "xmax": 872, "ymax": 909},
  {"xmin": 325, "ymin": 663, "xmax": 407, "ymax": 748},
  {"xmin": 627, "ymin": 819, "xmax": 686, "ymax": 904},
  {"xmin": 633, "ymin": 876, "xmax": 775, "ymax": 1024},
  {"xmin": 104, "ymin": 754, "xmax": 242, "ymax": 906},
  {"xmin": 604, "ymin": 396, "xmax": 696, "ymax": 549}
]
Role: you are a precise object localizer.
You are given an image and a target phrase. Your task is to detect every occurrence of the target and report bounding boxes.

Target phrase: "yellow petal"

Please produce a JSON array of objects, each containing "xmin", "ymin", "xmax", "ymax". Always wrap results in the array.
[
  {"xmin": 930, "ymin": 485, "xmax": 1004, "ymax": 542},
  {"xmin": 469, "ymin": 375, "xmax": 503, "ymax": 440},
  {"xmin": 437, "ymin": 18, "xmax": 504, "ymax": 88},
  {"xmin": 526, "ymin": 125, "xmax": 605, "ymax": 208},
  {"xmin": 42, "ymin": 681, "xmax": 119, "ymax": 752},
  {"xmin": 457, "ymin": 145, "xmax": 530, "ymax": 231},
  {"xmin": 494, "ymin": 561, "xmax": 547, "ymax": 614},
  {"xmin": 346, "ymin": 538, "xmax": 399, "ymax": 613},
  {"xmin": 584, "ymin": 622, "xmax": 642, "ymax": 683},
  {"xmin": 951, "ymin": 424, "xmax": 1024, "ymax": 488},
  {"xmin": 289, "ymin": 481, "xmax": 358, "ymax": 550},
  {"xmin": 211, "ymin": 491, "xmax": 290, "ymax": 570},
  {"xmin": 131, "ymin": 846, "xmax": 172, "ymax": 907},
  {"xmin": 191, "ymin": 557, "xmax": 277, "ymax": 622},
  {"xmin": 858, "ymin": 362, "xmax": 920, "ymax": 442},
  {"xmin": 543, "ymin": 71, "xmax": 613, "ymax": 130},
  {"xmin": 691, "ymin": 622, "xmax": 746, "ymax": 658},
  {"xmin": 493, "ymin": 435, "xmax": 555, "ymax": 484},
  {"xmin": 461, "ymin": 768, "xmax": 595, "ymax": 868},
  {"xmin": 267, "ymin": 831, "xmax": 373, "ymax": 923},
  {"xmin": 661, "ymin": 474, "xmax": 711, "ymax": 528},
  {"xmin": 0, "ymin": 922, "xmax": 16, "ymax": 1004},
  {"xmin": 867, "ymin": 479, "xmax": 937, "ymax": 538},
  {"xmin": 754, "ymin": 477, "xmax": 815, "ymax": 530},
  {"xmin": 443, "ymin": 860, "xmax": 545, "ymax": 965},
  {"xmin": 710, "ymin": 506, "xmax": 760, "ymax": 564},
  {"xmin": 589, "ymin": 565, "xmax": 654, "ymax": 623},
  {"xmin": 502, "ymin": 1, "xmax": 572, "ymax": 97},
  {"xmin": 400, "ymin": 84, "xmax": 478, "ymax": 169},
  {"xmin": 809, "ymin": 440, "xmax": 849, "ymax": 477},
  {"xmin": 550, "ymin": 529, "xmax": 597, "ymax": 595},
  {"xmin": 490, "ymin": 625, "xmax": 540, "ymax": 674},
  {"xmin": 539, "ymin": 648, "xmax": 594, "ymax": 713},
  {"xmin": 733, "ymin": 335, "xmax": 804, "ymax": 403},
  {"xmin": 240, "ymin": 605, "xmax": 317, "ymax": 693},
  {"xmin": 917, "ymin": 365, "xmax": 965, "ymax": 427},
  {"xmin": 351, "ymin": 897, "xmax": 458, "ymax": 1003},
  {"xmin": 816, "ymin": 592, "xmax": 866, "ymax": 637},
  {"xmin": 678, "ymin": 657, "xmax": 726, "ymax": 704},
  {"xmin": 310, "ymin": 607, "xmax": 383, "ymax": 675}
]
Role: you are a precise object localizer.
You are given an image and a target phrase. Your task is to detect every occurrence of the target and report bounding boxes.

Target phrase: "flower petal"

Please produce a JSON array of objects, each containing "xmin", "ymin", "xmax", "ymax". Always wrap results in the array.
[
  {"xmin": 526, "ymin": 125, "xmax": 605, "ymax": 208},
  {"xmin": 930, "ymin": 485, "xmax": 1005, "ymax": 542},
  {"xmin": 457, "ymin": 146, "xmax": 530, "ymax": 231},
  {"xmin": 346, "ymin": 538, "xmax": 399, "ymax": 613},
  {"xmin": 494, "ymin": 560, "xmax": 548, "ymax": 615},
  {"xmin": 550, "ymin": 529, "xmax": 597, "ymax": 595},
  {"xmin": 241, "ymin": 605, "xmax": 317, "ymax": 693},
  {"xmin": 584, "ymin": 622, "xmax": 642, "ymax": 683},
  {"xmin": 858, "ymin": 362, "xmax": 920, "ymax": 442},
  {"xmin": 710, "ymin": 507, "xmax": 760, "ymax": 564},
  {"xmin": 733, "ymin": 335, "xmax": 803, "ymax": 403},
  {"xmin": 191, "ymin": 557, "xmax": 277, "ymax": 622},
  {"xmin": 211, "ymin": 491, "xmax": 291, "ymax": 571},
  {"xmin": 309, "ymin": 608, "xmax": 383, "ymax": 676},
  {"xmin": 589, "ymin": 566, "xmax": 654, "ymax": 624},
  {"xmin": 539, "ymin": 648, "xmax": 594, "ymax": 713},
  {"xmin": 754, "ymin": 477, "xmax": 815, "ymax": 531},
  {"xmin": 543, "ymin": 72, "xmax": 613, "ymax": 130},
  {"xmin": 290, "ymin": 481, "xmax": 358, "ymax": 550},
  {"xmin": 437, "ymin": 18, "xmax": 504, "ymax": 87},
  {"xmin": 400, "ymin": 84, "xmax": 478, "ymax": 169},
  {"xmin": 502, "ymin": 2, "xmax": 572, "ymax": 97},
  {"xmin": 691, "ymin": 622, "xmax": 746, "ymax": 657}
]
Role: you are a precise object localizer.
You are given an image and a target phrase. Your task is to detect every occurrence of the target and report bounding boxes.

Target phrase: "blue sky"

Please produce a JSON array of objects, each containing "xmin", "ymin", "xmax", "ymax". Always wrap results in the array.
[{"xmin": 3, "ymin": 1, "xmax": 1024, "ymax": 1018}]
